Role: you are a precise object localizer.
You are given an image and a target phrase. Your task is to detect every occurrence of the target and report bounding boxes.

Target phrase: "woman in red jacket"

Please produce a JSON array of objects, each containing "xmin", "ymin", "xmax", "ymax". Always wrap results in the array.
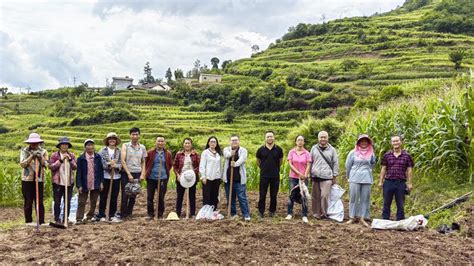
[{"xmin": 173, "ymin": 138, "xmax": 200, "ymax": 217}]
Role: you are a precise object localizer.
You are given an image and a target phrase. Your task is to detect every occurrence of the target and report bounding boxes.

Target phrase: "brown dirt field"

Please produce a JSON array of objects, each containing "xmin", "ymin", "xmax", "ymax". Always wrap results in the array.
[{"xmin": 0, "ymin": 190, "xmax": 472, "ymax": 264}]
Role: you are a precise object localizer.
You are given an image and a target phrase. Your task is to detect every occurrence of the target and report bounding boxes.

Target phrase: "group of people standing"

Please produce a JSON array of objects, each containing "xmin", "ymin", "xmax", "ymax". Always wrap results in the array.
[{"xmin": 19, "ymin": 128, "xmax": 414, "ymax": 226}]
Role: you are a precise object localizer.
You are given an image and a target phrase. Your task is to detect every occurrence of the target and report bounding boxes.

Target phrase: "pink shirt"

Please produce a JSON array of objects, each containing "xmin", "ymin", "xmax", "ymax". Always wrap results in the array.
[
  {"xmin": 86, "ymin": 153, "xmax": 95, "ymax": 190},
  {"xmin": 287, "ymin": 148, "xmax": 312, "ymax": 179}
]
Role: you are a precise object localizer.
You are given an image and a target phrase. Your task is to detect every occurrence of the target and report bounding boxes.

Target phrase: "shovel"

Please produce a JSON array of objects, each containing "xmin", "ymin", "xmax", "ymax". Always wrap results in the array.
[
  {"xmin": 227, "ymin": 154, "xmax": 235, "ymax": 218},
  {"xmin": 34, "ymin": 158, "xmax": 40, "ymax": 231},
  {"xmin": 105, "ymin": 168, "xmax": 115, "ymax": 221}
]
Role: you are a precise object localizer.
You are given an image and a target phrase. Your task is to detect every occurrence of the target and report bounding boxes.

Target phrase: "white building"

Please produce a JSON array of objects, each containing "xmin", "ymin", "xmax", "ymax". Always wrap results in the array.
[
  {"xmin": 111, "ymin": 76, "xmax": 133, "ymax": 90},
  {"xmin": 199, "ymin": 74, "xmax": 222, "ymax": 84}
]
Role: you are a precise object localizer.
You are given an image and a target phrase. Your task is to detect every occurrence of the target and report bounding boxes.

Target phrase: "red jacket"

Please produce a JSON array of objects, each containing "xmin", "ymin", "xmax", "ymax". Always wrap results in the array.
[
  {"xmin": 173, "ymin": 150, "xmax": 200, "ymax": 179},
  {"xmin": 145, "ymin": 148, "xmax": 172, "ymax": 179}
]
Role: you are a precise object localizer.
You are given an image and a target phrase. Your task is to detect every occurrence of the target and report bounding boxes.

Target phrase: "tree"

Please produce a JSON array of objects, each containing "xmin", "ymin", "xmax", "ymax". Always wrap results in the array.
[
  {"xmin": 165, "ymin": 67, "xmax": 173, "ymax": 83},
  {"xmin": 174, "ymin": 69, "xmax": 184, "ymax": 79},
  {"xmin": 200, "ymin": 64, "xmax": 210, "ymax": 74},
  {"xmin": 72, "ymin": 82, "xmax": 88, "ymax": 97},
  {"xmin": 251, "ymin": 44, "xmax": 260, "ymax": 53},
  {"xmin": 210, "ymin": 57, "xmax": 220, "ymax": 69},
  {"xmin": 0, "ymin": 87, "xmax": 7, "ymax": 98},
  {"xmin": 140, "ymin": 62, "xmax": 155, "ymax": 84},
  {"xmin": 221, "ymin": 60, "xmax": 232, "ymax": 70},
  {"xmin": 449, "ymin": 48, "xmax": 467, "ymax": 70},
  {"xmin": 192, "ymin": 59, "xmax": 201, "ymax": 78}
]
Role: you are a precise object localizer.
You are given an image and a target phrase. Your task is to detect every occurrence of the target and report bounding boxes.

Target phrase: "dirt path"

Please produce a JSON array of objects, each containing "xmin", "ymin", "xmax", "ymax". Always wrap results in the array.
[{"xmin": 0, "ymin": 191, "xmax": 472, "ymax": 264}]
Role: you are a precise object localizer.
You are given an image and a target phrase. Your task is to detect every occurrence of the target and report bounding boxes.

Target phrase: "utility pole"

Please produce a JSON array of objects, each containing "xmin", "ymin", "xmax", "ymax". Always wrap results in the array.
[{"xmin": 73, "ymin": 77, "xmax": 76, "ymax": 87}]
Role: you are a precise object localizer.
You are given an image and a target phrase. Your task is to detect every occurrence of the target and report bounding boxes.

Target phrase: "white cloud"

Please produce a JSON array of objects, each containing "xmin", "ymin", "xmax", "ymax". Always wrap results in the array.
[{"xmin": 0, "ymin": 0, "xmax": 404, "ymax": 91}]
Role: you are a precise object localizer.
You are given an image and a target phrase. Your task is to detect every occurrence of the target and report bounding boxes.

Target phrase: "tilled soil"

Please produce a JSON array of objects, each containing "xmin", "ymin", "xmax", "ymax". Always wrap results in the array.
[{"xmin": 0, "ymin": 190, "xmax": 472, "ymax": 264}]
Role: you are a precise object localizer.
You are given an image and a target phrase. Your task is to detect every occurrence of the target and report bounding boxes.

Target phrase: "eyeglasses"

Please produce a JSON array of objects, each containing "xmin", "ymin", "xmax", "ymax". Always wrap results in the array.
[{"xmin": 209, "ymin": 140, "xmax": 217, "ymax": 143}]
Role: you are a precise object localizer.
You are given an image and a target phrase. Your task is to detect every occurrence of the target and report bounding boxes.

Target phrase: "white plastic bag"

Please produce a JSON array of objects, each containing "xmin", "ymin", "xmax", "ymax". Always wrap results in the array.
[
  {"xmin": 51, "ymin": 193, "xmax": 78, "ymax": 222},
  {"xmin": 371, "ymin": 215, "xmax": 428, "ymax": 231},
  {"xmin": 327, "ymin": 184, "xmax": 345, "ymax": 222},
  {"xmin": 196, "ymin": 205, "xmax": 215, "ymax": 220}
]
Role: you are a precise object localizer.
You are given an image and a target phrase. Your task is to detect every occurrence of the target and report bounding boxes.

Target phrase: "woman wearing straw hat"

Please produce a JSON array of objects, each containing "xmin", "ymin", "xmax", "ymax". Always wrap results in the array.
[
  {"xmin": 20, "ymin": 133, "xmax": 49, "ymax": 226},
  {"xmin": 48, "ymin": 137, "xmax": 77, "ymax": 224},
  {"xmin": 173, "ymin": 138, "xmax": 200, "ymax": 218},
  {"xmin": 345, "ymin": 134, "xmax": 376, "ymax": 227},
  {"xmin": 98, "ymin": 132, "xmax": 123, "ymax": 222}
]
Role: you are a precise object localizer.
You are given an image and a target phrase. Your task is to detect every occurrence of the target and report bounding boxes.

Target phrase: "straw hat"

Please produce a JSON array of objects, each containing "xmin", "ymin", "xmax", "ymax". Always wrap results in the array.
[
  {"xmin": 166, "ymin": 212, "xmax": 180, "ymax": 221},
  {"xmin": 24, "ymin": 133, "xmax": 44, "ymax": 144},
  {"xmin": 180, "ymin": 170, "xmax": 196, "ymax": 188},
  {"xmin": 103, "ymin": 132, "xmax": 121, "ymax": 146}
]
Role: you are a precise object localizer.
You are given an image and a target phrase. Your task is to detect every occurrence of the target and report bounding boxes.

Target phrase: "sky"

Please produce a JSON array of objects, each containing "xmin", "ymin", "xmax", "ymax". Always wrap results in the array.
[{"xmin": 0, "ymin": 0, "xmax": 404, "ymax": 92}]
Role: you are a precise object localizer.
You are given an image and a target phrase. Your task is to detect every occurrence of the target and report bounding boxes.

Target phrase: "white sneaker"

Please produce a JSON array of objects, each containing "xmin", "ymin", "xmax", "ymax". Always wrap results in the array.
[
  {"xmin": 244, "ymin": 216, "xmax": 251, "ymax": 221},
  {"xmin": 285, "ymin": 215, "xmax": 292, "ymax": 220},
  {"xmin": 231, "ymin": 215, "xmax": 239, "ymax": 220},
  {"xmin": 25, "ymin": 222, "xmax": 36, "ymax": 227},
  {"xmin": 110, "ymin": 217, "xmax": 122, "ymax": 223},
  {"xmin": 100, "ymin": 217, "xmax": 106, "ymax": 222},
  {"xmin": 302, "ymin": 216, "xmax": 309, "ymax": 223}
]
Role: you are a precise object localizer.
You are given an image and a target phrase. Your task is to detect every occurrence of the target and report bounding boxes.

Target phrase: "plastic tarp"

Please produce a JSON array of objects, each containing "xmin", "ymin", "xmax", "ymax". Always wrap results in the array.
[{"xmin": 371, "ymin": 215, "xmax": 428, "ymax": 231}]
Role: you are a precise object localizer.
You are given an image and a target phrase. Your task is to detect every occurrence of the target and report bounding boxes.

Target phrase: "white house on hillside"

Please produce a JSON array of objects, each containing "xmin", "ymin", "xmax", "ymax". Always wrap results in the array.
[
  {"xmin": 199, "ymin": 74, "xmax": 222, "ymax": 84},
  {"xmin": 111, "ymin": 76, "xmax": 133, "ymax": 90},
  {"xmin": 128, "ymin": 82, "xmax": 172, "ymax": 91}
]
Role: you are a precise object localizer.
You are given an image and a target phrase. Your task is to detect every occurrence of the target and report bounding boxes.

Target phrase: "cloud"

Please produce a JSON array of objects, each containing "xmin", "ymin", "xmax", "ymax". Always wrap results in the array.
[{"xmin": 0, "ymin": 0, "xmax": 404, "ymax": 90}]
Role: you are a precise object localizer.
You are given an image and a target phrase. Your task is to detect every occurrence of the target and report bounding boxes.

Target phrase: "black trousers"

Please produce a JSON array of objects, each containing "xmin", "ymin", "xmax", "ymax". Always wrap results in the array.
[
  {"xmin": 258, "ymin": 176, "xmax": 280, "ymax": 215},
  {"xmin": 22, "ymin": 181, "xmax": 44, "ymax": 224},
  {"xmin": 120, "ymin": 172, "xmax": 141, "ymax": 218},
  {"xmin": 52, "ymin": 183, "xmax": 73, "ymax": 222},
  {"xmin": 99, "ymin": 178, "xmax": 121, "ymax": 218},
  {"xmin": 147, "ymin": 178, "xmax": 168, "ymax": 218},
  {"xmin": 176, "ymin": 181, "xmax": 196, "ymax": 217},
  {"xmin": 202, "ymin": 179, "xmax": 221, "ymax": 210}
]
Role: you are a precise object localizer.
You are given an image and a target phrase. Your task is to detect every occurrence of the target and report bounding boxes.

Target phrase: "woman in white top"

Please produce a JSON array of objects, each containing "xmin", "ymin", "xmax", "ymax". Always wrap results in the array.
[{"xmin": 199, "ymin": 136, "xmax": 223, "ymax": 210}]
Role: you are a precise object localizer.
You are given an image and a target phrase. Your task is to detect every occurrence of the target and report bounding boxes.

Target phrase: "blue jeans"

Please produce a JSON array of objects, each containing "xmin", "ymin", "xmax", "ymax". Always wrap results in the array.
[
  {"xmin": 225, "ymin": 181, "xmax": 250, "ymax": 218},
  {"xmin": 382, "ymin": 179, "xmax": 406, "ymax": 221},
  {"xmin": 287, "ymin": 178, "xmax": 308, "ymax": 217}
]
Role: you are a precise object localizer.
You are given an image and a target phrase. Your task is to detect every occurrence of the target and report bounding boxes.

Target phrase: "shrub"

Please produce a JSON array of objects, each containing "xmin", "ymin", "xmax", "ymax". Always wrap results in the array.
[
  {"xmin": 69, "ymin": 108, "xmax": 138, "ymax": 126},
  {"xmin": 380, "ymin": 85, "xmax": 404, "ymax": 101},
  {"xmin": 285, "ymin": 117, "xmax": 344, "ymax": 150}
]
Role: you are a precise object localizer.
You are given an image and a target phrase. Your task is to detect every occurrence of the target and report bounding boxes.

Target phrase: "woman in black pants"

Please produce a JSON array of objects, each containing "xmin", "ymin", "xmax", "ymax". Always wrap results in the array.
[
  {"xmin": 199, "ymin": 136, "xmax": 223, "ymax": 210},
  {"xmin": 173, "ymin": 138, "xmax": 200, "ymax": 217}
]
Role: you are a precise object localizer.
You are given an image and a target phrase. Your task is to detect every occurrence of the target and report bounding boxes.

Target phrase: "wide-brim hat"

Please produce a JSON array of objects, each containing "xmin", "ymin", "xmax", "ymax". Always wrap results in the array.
[
  {"xmin": 56, "ymin": 137, "xmax": 72, "ymax": 149},
  {"xmin": 357, "ymin": 134, "xmax": 373, "ymax": 145},
  {"xmin": 166, "ymin": 212, "xmax": 180, "ymax": 221},
  {"xmin": 103, "ymin": 132, "xmax": 121, "ymax": 146},
  {"xmin": 180, "ymin": 170, "xmax": 196, "ymax": 188},
  {"xmin": 25, "ymin": 133, "xmax": 44, "ymax": 144}
]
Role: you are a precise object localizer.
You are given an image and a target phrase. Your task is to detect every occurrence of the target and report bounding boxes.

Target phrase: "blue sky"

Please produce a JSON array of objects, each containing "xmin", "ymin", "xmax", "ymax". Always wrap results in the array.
[{"xmin": 0, "ymin": 0, "xmax": 404, "ymax": 91}]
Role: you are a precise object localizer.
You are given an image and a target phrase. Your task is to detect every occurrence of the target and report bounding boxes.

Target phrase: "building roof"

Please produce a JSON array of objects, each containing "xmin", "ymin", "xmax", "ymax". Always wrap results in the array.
[
  {"xmin": 200, "ymin": 74, "xmax": 222, "ymax": 77},
  {"xmin": 112, "ymin": 76, "xmax": 133, "ymax": 81}
]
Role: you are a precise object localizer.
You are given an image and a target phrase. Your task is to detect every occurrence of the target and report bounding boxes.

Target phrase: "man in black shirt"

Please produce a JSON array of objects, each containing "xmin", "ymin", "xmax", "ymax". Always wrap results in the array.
[{"xmin": 256, "ymin": 131, "xmax": 284, "ymax": 217}]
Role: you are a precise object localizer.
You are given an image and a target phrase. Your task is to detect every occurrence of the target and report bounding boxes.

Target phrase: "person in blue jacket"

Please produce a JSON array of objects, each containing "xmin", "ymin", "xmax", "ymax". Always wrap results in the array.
[{"xmin": 76, "ymin": 139, "xmax": 104, "ymax": 224}]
